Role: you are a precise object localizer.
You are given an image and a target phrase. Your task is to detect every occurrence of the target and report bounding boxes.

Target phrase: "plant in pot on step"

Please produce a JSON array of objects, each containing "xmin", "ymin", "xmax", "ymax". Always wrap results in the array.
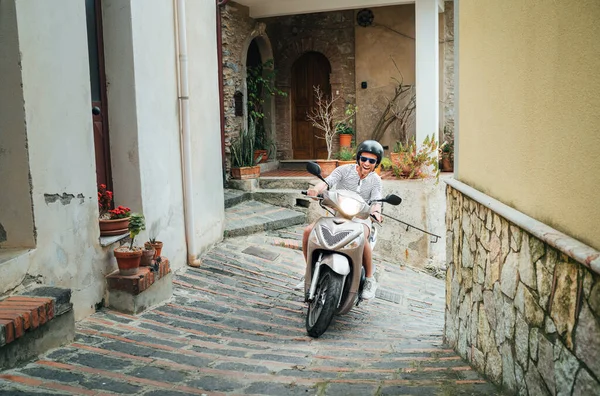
[
  {"xmin": 336, "ymin": 145, "xmax": 356, "ymax": 166},
  {"xmin": 113, "ymin": 213, "xmax": 145, "ymax": 276},
  {"xmin": 230, "ymin": 117, "xmax": 262, "ymax": 180},
  {"xmin": 144, "ymin": 220, "xmax": 163, "ymax": 262},
  {"xmin": 335, "ymin": 121, "xmax": 354, "ymax": 149},
  {"xmin": 98, "ymin": 184, "xmax": 131, "ymax": 236}
]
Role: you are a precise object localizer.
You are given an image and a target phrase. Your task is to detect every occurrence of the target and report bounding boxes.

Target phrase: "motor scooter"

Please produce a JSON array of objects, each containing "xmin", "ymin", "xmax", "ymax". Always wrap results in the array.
[{"xmin": 301, "ymin": 162, "xmax": 402, "ymax": 337}]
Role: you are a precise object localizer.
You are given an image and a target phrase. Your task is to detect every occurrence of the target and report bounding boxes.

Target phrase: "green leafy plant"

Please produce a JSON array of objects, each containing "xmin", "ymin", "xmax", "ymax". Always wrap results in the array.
[
  {"xmin": 391, "ymin": 134, "xmax": 439, "ymax": 179},
  {"xmin": 247, "ymin": 59, "xmax": 286, "ymax": 158},
  {"xmin": 128, "ymin": 213, "xmax": 146, "ymax": 250},
  {"xmin": 231, "ymin": 117, "xmax": 261, "ymax": 168},
  {"xmin": 439, "ymin": 140, "xmax": 454, "ymax": 161},
  {"xmin": 335, "ymin": 122, "xmax": 354, "ymax": 135},
  {"xmin": 336, "ymin": 146, "xmax": 355, "ymax": 161},
  {"xmin": 380, "ymin": 157, "xmax": 393, "ymax": 171}
]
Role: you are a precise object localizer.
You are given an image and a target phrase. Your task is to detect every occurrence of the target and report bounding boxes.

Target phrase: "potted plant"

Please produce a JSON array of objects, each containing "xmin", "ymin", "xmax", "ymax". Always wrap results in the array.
[
  {"xmin": 247, "ymin": 59, "xmax": 286, "ymax": 163},
  {"xmin": 113, "ymin": 213, "xmax": 145, "ymax": 275},
  {"xmin": 391, "ymin": 134, "xmax": 439, "ymax": 179},
  {"xmin": 144, "ymin": 221, "xmax": 163, "ymax": 261},
  {"xmin": 439, "ymin": 140, "xmax": 454, "ymax": 172},
  {"xmin": 336, "ymin": 146, "xmax": 355, "ymax": 166},
  {"xmin": 230, "ymin": 117, "xmax": 262, "ymax": 179},
  {"xmin": 307, "ymin": 86, "xmax": 357, "ymax": 176},
  {"xmin": 336, "ymin": 122, "xmax": 354, "ymax": 148},
  {"xmin": 98, "ymin": 184, "xmax": 131, "ymax": 236}
]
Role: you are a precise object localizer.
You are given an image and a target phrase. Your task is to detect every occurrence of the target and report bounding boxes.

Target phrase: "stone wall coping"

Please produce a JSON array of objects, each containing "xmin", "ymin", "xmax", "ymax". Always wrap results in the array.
[{"xmin": 446, "ymin": 178, "xmax": 600, "ymax": 274}]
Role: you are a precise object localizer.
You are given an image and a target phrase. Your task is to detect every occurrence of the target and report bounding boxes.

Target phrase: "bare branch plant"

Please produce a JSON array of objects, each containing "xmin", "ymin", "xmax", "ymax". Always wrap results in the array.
[{"xmin": 306, "ymin": 86, "xmax": 357, "ymax": 160}]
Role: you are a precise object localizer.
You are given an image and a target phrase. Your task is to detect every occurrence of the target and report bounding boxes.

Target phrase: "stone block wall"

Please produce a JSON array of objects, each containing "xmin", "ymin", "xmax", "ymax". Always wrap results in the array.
[
  {"xmin": 221, "ymin": 3, "xmax": 257, "ymax": 171},
  {"xmin": 445, "ymin": 185, "xmax": 600, "ymax": 395}
]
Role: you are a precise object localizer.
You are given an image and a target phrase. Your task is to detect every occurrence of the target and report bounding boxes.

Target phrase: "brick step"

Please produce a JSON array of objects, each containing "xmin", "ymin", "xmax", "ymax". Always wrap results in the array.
[{"xmin": 0, "ymin": 286, "xmax": 74, "ymax": 370}]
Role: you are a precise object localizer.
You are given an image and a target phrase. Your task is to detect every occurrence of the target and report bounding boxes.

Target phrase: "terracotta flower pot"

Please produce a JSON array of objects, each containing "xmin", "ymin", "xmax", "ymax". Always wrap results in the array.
[
  {"xmin": 441, "ymin": 157, "xmax": 454, "ymax": 172},
  {"xmin": 140, "ymin": 247, "xmax": 155, "ymax": 266},
  {"xmin": 339, "ymin": 134, "xmax": 352, "ymax": 148},
  {"xmin": 231, "ymin": 165, "xmax": 260, "ymax": 180},
  {"xmin": 253, "ymin": 149, "xmax": 268, "ymax": 164},
  {"xmin": 99, "ymin": 217, "xmax": 130, "ymax": 236},
  {"xmin": 113, "ymin": 246, "xmax": 142, "ymax": 276},
  {"xmin": 145, "ymin": 241, "xmax": 163, "ymax": 259},
  {"xmin": 315, "ymin": 159, "xmax": 338, "ymax": 177}
]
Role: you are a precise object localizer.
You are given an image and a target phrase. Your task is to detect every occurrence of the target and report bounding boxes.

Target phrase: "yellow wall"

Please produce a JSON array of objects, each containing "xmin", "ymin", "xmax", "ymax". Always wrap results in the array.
[{"xmin": 458, "ymin": 0, "xmax": 600, "ymax": 250}]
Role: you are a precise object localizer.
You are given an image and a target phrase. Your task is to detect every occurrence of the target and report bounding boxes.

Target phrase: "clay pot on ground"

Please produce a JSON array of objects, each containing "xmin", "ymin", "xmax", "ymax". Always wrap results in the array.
[
  {"xmin": 99, "ymin": 217, "xmax": 130, "ymax": 237},
  {"xmin": 145, "ymin": 241, "xmax": 163, "ymax": 259},
  {"xmin": 231, "ymin": 165, "xmax": 260, "ymax": 180},
  {"xmin": 113, "ymin": 246, "xmax": 142, "ymax": 276},
  {"xmin": 140, "ymin": 247, "xmax": 155, "ymax": 266},
  {"xmin": 315, "ymin": 160, "xmax": 338, "ymax": 177}
]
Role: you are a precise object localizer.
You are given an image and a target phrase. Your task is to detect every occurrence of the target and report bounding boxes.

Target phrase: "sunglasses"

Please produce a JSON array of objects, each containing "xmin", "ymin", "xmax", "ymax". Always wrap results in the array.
[{"xmin": 359, "ymin": 156, "xmax": 377, "ymax": 165}]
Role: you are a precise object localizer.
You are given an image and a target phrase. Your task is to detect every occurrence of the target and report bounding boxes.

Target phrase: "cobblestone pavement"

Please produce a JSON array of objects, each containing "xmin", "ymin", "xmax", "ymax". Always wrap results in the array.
[{"xmin": 0, "ymin": 226, "xmax": 502, "ymax": 395}]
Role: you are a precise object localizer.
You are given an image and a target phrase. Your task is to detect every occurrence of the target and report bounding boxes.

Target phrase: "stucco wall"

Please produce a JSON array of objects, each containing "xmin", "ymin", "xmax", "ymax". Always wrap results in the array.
[
  {"xmin": 457, "ymin": 0, "xmax": 600, "ymax": 250},
  {"xmin": 355, "ymin": 5, "xmax": 415, "ymax": 150},
  {"xmin": 0, "ymin": 0, "xmax": 225, "ymax": 321},
  {"xmin": 0, "ymin": 1, "xmax": 35, "ymax": 248},
  {"xmin": 186, "ymin": 0, "xmax": 227, "ymax": 249},
  {"xmin": 3, "ymin": 1, "xmax": 108, "ymax": 320}
]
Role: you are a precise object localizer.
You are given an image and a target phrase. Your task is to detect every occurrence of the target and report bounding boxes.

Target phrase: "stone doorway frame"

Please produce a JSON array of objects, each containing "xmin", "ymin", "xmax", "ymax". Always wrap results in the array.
[
  {"xmin": 274, "ymin": 39, "xmax": 349, "ymax": 160},
  {"xmin": 241, "ymin": 23, "xmax": 276, "ymax": 153}
]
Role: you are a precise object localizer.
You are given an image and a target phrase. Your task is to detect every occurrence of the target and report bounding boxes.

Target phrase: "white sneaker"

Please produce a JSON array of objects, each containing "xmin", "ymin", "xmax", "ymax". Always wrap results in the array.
[
  {"xmin": 362, "ymin": 277, "xmax": 378, "ymax": 300},
  {"xmin": 293, "ymin": 276, "xmax": 305, "ymax": 290}
]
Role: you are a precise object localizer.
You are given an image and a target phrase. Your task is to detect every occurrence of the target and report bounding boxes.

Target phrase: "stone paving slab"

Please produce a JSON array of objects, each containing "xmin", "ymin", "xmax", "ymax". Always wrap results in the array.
[
  {"xmin": 224, "ymin": 200, "xmax": 306, "ymax": 238},
  {"xmin": 0, "ymin": 226, "xmax": 504, "ymax": 395}
]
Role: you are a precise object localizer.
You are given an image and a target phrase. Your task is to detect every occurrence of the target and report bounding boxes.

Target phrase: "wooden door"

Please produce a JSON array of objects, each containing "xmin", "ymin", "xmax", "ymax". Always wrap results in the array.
[
  {"xmin": 292, "ymin": 52, "xmax": 331, "ymax": 159},
  {"xmin": 86, "ymin": 0, "xmax": 112, "ymax": 190}
]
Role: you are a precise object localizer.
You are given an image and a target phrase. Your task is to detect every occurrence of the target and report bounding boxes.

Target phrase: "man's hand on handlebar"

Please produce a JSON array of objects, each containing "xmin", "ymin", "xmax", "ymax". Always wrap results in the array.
[{"xmin": 306, "ymin": 188, "xmax": 319, "ymax": 197}]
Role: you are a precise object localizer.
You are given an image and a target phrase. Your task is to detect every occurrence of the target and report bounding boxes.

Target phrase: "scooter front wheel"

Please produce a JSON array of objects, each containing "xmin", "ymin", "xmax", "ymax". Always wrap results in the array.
[{"xmin": 306, "ymin": 267, "xmax": 344, "ymax": 338}]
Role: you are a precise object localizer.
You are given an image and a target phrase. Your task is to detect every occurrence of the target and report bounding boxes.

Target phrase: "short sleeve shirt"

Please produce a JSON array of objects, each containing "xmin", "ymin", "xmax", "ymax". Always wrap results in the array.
[{"xmin": 325, "ymin": 164, "xmax": 383, "ymax": 203}]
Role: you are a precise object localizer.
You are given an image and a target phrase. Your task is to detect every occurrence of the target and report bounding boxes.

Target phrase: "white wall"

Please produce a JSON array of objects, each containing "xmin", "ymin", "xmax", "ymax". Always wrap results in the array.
[
  {"xmin": 186, "ymin": 0, "xmax": 226, "ymax": 252},
  {"xmin": 0, "ymin": 0, "xmax": 35, "ymax": 249},
  {"xmin": 5, "ymin": 1, "xmax": 109, "ymax": 319}
]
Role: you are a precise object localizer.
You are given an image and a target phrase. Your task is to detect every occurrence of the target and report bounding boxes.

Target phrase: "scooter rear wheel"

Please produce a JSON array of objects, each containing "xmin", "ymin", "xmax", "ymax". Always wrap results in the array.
[{"xmin": 306, "ymin": 267, "xmax": 344, "ymax": 338}]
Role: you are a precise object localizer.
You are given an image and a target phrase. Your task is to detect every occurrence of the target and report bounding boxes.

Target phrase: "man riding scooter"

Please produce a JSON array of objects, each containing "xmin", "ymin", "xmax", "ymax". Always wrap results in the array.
[{"xmin": 301, "ymin": 140, "xmax": 384, "ymax": 300}]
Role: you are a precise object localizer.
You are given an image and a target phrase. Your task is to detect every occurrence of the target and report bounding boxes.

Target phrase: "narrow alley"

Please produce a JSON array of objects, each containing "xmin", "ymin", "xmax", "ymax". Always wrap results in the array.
[{"xmin": 0, "ymin": 226, "xmax": 501, "ymax": 395}]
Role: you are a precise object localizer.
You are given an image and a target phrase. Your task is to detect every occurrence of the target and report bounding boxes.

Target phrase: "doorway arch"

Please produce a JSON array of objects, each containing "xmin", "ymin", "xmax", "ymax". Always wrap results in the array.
[{"xmin": 291, "ymin": 52, "xmax": 331, "ymax": 159}]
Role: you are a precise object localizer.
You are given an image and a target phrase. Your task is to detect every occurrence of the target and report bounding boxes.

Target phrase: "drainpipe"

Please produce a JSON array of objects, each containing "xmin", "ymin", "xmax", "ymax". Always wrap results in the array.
[
  {"xmin": 175, "ymin": 0, "xmax": 202, "ymax": 267},
  {"xmin": 217, "ymin": 0, "xmax": 230, "ymax": 183}
]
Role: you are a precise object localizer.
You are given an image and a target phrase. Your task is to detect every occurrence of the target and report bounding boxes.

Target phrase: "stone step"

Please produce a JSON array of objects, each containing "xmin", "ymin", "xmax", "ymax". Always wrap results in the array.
[
  {"xmin": 259, "ymin": 176, "xmax": 317, "ymax": 190},
  {"xmin": 224, "ymin": 200, "xmax": 306, "ymax": 238},
  {"xmin": 224, "ymin": 189, "xmax": 251, "ymax": 209},
  {"xmin": 278, "ymin": 159, "xmax": 313, "ymax": 170},
  {"xmin": 252, "ymin": 188, "xmax": 312, "ymax": 211}
]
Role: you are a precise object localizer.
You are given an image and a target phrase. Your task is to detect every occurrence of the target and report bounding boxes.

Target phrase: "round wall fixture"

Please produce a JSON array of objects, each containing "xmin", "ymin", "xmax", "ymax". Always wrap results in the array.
[{"xmin": 357, "ymin": 9, "xmax": 374, "ymax": 27}]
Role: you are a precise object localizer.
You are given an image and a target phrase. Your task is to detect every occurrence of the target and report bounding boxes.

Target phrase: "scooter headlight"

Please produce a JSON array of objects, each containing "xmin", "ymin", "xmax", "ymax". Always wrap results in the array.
[{"xmin": 338, "ymin": 195, "xmax": 362, "ymax": 217}]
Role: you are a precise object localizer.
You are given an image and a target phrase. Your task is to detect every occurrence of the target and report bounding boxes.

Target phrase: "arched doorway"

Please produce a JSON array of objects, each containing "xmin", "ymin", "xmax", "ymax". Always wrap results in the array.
[
  {"xmin": 292, "ymin": 52, "xmax": 331, "ymax": 159},
  {"xmin": 245, "ymin": 37, "xmax": 275, "ymax": 162}
]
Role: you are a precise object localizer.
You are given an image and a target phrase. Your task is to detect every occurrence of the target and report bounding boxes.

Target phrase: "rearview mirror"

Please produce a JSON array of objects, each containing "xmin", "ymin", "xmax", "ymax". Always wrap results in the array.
[
  {"xmin": 306, "ymin": 161, "xmax": 322, "ymax": 177},
  {"xmin": 384, "ymin": 194, "xmax": 402, "ymax": 206}
]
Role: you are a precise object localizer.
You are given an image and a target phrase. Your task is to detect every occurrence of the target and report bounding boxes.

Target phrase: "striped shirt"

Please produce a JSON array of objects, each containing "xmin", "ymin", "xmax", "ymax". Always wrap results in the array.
[{"xmin": 325, "ymin": 164, "xmax": 383, "ymax": 203}]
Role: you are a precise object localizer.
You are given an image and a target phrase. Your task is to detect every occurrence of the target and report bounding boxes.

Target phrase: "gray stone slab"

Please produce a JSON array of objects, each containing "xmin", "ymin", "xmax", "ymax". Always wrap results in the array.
[{"xmin": 242, "ymin": 245, "xmax": 280, "ymax": 261}]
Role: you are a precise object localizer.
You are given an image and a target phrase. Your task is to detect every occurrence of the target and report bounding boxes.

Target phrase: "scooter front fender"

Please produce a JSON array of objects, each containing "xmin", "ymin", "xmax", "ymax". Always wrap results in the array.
[{"xmin": 320, "ymin": 253, "xmax": 351, "ymax": 276}]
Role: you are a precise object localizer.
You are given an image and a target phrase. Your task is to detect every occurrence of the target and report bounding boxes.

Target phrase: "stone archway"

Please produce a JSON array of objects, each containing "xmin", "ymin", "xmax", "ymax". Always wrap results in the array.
[
  {"xmin": 241, "ymin": 24, "xmax": 276, "ymax": 160},
  {"xmin": 271, "ymin": 27, "xmax": 356, "ymax": 160}
]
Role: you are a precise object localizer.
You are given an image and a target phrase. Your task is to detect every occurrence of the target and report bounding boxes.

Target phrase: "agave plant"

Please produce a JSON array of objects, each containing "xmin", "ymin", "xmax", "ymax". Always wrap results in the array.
[{"xmin": 231, "ymin": 117, "xmax": 262, "ymax": 168}]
